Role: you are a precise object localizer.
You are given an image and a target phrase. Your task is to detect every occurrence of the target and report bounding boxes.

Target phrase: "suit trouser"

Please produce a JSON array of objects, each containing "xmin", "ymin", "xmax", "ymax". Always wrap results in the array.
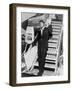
[{"xmin": 38, "ymin": 47, "xmax": 47, "ymax": 75}]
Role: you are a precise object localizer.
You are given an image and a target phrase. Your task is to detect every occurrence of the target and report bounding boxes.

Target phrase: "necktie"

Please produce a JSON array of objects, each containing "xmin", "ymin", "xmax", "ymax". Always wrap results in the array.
[
  {"xmin": 41, "ymin": 28, "xmax": 44, "ymax": 35},
  {"xmin": 41, "ymin": 30, "xmax": 42, "ymax": 35}
]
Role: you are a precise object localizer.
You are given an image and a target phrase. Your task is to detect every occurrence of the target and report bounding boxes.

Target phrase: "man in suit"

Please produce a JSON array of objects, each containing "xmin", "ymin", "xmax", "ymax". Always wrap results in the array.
[{"xmin": 34, "ymin": 20, "xmax": 52, "ymax": 76}]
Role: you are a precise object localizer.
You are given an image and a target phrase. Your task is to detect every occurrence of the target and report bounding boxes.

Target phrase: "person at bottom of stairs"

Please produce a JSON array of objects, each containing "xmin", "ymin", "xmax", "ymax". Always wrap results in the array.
[{"xmin": 34, "ymin": 20, "xmax": 52, "ymax": 76}]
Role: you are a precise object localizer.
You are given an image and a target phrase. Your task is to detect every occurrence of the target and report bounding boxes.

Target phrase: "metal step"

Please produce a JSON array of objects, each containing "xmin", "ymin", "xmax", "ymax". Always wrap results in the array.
[
  {"xmin": 45, "ymin": 63, "xmax": 56, "ymax": 68},
  {"xmin": 52, "ymin": 25, "xmax": 61, "ymax": 28},
  {"xmin": 52, "ymin": 26, "xmax": 61, "ymax": 29},
  {"xmin": 35, "ymin": 62, "xmax": 56, "ymax": 69},
  {"xmin": 52, "ymin": 34, "xmax": 59, "ymax": 38},
  {"xmin": 46, "ymin": 54, "xmax": 56, "ymax": 60},
  {"xmin": 45, "ymin": 60, "xmax": 56, "ymax": 63},
  {"xmin": 52, "ymin": 23, "xmax": 62, "ymax": 26},
  {"xmin": 48, "ymin": 43, "xmax": 57, "ymax": 48},
  {"xmin": 52, "ymin": 31, "xmax": 60, "ymax": 35},
  {"xmin": 52, "ymin": 29, "xmax": 61, "ymax": 32},
  {"xmin": 51, "ymin": 35, "xmax": 60, "ymax": 40},
  {"xmin": 52, "ymin": 21, "xmax": 62, "ymax": 24},
  {"xmin": 47, "ymin": 48, "xmax": 57, "ymax": 55},
  {"xmin": 48, "ymin": 39, "xmax": 58, "ymax": 43}
]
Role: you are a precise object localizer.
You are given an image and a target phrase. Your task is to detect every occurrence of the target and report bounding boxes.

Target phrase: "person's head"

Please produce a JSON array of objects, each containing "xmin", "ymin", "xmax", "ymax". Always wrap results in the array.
[
  {"xmin": 45, "ymin": 18, "xmax": 51, "ymax": 27},
  {"xmin": 39, "ymin": 20, "xmax": 45, "ymax": 28}
]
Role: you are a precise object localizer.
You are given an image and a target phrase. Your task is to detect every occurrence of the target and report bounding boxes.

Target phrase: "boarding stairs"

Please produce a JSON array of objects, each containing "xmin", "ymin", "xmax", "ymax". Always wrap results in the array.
[{"xmin": 21, "ymin": 19, "xmax": 63, "ymax": 76}]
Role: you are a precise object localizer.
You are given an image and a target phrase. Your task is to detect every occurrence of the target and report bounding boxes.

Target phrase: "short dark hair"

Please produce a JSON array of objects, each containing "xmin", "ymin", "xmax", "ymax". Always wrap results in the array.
[{"xmin": 39, "ymin": 20, "xmax": 45, "ymax": 23}]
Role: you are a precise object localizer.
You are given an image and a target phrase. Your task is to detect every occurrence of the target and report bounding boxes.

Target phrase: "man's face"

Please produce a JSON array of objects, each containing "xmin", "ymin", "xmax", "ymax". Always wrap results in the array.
[{"xmin": 40, "ymin": 22, "xmax": 44, "ymax": 28}]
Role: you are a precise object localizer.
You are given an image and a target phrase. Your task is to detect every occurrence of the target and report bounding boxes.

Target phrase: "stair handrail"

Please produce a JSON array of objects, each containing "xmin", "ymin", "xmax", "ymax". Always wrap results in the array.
[{"xmin": 55, "ymin": 25, "xmax": 63, "ymax": 72}]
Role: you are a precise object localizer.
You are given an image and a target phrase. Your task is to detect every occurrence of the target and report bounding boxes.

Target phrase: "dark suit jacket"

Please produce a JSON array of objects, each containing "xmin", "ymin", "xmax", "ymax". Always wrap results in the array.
[{"xmin": 32, "ymin": 25, "xmax": 52, "ymax": 50}]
